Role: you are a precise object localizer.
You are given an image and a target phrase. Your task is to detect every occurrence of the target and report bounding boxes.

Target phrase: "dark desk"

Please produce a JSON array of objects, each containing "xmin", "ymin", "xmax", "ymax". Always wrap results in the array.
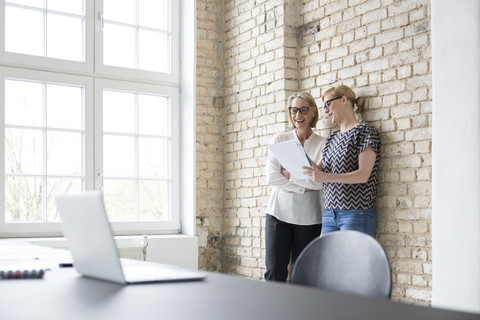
[{"xmin": 0, "ymin": 266, "xmax": 478, "ymax": 320}]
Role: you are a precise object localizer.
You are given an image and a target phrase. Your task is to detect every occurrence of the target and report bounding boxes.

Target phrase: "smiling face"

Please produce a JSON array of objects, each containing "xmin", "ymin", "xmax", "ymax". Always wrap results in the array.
[
  {"xmin": 289, "ymin": 97, "xmax": 317, "ymax": 130},
  {"xmin": 322, "ymin": 92, "xmax": 345, "ymax": 125}
]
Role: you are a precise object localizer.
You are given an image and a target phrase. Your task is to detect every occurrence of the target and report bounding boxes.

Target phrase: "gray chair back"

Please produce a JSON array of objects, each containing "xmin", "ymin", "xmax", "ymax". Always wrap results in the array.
[{"xmin": 290, "ymin": 230, "xmax": 392, "ymax": 298}]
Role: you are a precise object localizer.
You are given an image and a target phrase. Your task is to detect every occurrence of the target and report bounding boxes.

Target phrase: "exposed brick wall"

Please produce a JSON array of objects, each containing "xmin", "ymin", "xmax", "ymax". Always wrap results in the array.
[
  {"xmin": 297, "ymin": 0, "xmax": 432, "ymax": 304},
  {"xmin": 196, "ymin": 0, "xmax": 432, "ymax": 305},
  {"xmin": 196, "ymin": 0, "xmax": 226, "ymax": 272},
  {"xmin": 222, "ymin": 0, "xmax": 307, "ymax": 279}
]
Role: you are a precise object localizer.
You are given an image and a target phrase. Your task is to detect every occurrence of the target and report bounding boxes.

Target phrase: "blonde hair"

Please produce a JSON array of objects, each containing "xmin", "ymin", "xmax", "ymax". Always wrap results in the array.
[
  {"xmin": 286, "ymin": 92, "xmax": 319, "ymax": 128},
  {"xmin": 321, "ymin": 84, "xmax": 365, "ymax": 114}
]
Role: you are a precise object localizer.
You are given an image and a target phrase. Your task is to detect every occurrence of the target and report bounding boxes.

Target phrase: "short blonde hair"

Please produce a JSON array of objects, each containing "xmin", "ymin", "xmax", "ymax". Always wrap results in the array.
[
  {"xmin": 321, "ymin": 84, "xmax": 365, "ymax": 114},
  {"xmin": 286, "ymin": 92, "xmax": 319, "ymax": 128}
]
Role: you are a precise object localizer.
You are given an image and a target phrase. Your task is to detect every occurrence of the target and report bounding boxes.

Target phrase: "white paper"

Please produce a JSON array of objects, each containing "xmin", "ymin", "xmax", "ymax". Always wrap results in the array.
[{"xmin": 269, "ymin": 140, "xmax": 311, "ymax": 180}]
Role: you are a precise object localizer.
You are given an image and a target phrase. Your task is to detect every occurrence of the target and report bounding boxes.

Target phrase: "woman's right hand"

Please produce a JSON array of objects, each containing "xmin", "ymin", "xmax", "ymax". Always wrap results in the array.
[{"xmin": 302, "ymin": 166, "xmax": 325, "ymax": 182}]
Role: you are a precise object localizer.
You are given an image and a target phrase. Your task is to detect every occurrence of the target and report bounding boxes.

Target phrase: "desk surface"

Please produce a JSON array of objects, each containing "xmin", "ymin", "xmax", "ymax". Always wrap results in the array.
[
  {"xmin": 0, "ymin": 241, "xmax": 478, "ymax": 320},
  {"xmin": 0, "ymin": 266, "xmax": 478, "ymax": 320}
]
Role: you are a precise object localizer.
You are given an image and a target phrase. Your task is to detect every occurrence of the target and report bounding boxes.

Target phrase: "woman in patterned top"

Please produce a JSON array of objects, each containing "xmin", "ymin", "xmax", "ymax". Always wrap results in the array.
[
  {"xmin": 303, "ymin": 84, "xmax": 381, "ymax": 237},
  {"xmin": 265, "ymin": 92, "xmax": 325, "ymax": 282}
]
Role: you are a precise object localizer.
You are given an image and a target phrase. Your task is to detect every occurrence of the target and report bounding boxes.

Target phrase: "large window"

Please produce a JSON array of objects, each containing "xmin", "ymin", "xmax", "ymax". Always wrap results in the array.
[{"xmin": 0, "ymin": 0, "xmax": 180, "ymax": 236}]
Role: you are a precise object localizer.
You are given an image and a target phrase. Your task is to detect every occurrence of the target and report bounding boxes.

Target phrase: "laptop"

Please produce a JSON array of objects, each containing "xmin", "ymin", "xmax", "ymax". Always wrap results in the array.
[{"xmin": 55, "ymin": 191, "xmax": 205, "ymax": 284}]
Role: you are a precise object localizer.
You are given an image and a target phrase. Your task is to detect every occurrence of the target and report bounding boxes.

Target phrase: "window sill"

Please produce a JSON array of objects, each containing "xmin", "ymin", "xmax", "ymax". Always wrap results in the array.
[{"xmin": 8, "ymin": 234, "xmax": 199, "ymax": 270}]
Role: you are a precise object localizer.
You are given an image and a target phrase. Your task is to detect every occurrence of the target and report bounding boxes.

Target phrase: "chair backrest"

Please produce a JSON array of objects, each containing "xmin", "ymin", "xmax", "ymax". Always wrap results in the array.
[{"xmin": 290, "ymin": 230, "xmax": 392, "ymax": 298}]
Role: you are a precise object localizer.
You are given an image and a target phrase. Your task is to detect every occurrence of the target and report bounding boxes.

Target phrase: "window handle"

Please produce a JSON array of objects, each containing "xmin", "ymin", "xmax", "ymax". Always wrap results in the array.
[
  {"xmin": 98, "ymin": 12, "xmax": 104, "ymax": 32},
  {"xmin": 97, "ymin": 170, "xmax": 104, "ymax": 190}
]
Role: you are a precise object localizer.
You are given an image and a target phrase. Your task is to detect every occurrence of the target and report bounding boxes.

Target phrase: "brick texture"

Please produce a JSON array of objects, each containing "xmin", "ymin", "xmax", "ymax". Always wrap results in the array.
[
  {"xmin": 196, "ymin": 0, "xmax": 432, "ymax": 305},
  {"xmin": 196, "ymin": 0, "xmax": 226, "ymax": 272}
]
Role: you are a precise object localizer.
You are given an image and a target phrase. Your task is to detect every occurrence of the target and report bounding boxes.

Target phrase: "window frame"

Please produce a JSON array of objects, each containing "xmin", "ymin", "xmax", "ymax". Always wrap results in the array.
[
  {"xmin": 0, "ymin": 66, "xmax": 95, "ymax": 236},
  {"xmin": 0, "ymin": 0, "xmax": 185, "ymax": 237},
  {"xmin": 0, "ymin": 0, "xmax": 95, "ymax": 75},
  {"xmin": 93, "ymin": 0, "xmax": 179, "ymax": 84},
  {"xmin": 94, "ymin": 78, "xmax": 181, "ymax": 235}
]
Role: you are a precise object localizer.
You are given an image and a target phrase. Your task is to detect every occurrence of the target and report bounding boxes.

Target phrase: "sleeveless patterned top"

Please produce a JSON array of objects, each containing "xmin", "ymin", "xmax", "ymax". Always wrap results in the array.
[{"xmin": 322, "ymin": 123, "xmax": 381, "ymax": 210}]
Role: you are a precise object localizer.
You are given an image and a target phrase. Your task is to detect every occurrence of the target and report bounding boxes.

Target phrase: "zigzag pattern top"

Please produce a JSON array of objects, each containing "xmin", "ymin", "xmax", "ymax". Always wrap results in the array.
[{"xmin": 322, "ymin": 123, "xmax": 381, "ymax": 210}]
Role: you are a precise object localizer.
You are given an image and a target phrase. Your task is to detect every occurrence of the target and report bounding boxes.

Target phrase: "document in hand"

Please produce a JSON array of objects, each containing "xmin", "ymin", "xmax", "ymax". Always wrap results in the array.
[{"xmin": 269, "ymin": 140, "xmax": 311, "ymax": 180}]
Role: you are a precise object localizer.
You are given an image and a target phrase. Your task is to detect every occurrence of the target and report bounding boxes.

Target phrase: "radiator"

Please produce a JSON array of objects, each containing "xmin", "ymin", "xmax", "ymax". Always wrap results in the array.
[{"xmin": 116, "ymin": 235, "xmax": 148, "ymax": 261}]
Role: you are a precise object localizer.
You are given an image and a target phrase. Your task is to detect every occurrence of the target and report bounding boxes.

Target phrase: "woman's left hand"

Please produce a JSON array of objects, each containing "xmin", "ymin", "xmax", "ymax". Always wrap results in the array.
[
  {"xmin": 303, "ymin": 166, "xmax": 324, "ymax": 182},
  {"xmin": 280, "ymin": 167, "xmax": 290, "ymax": 179}
]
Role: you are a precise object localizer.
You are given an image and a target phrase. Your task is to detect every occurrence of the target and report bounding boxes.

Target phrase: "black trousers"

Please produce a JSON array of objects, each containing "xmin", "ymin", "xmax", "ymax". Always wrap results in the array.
[{"xmin": 264, "ymin": 213, "xmax": 322, "ymax": 282}]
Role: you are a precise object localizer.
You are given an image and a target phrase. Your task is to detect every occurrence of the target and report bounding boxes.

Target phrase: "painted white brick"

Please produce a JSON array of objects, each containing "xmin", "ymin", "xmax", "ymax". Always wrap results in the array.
[
  {"xmin": 367, "ymin": 21, "xmax": 381, "ymax": 36},
  {"xmin": 350, "ymin": 37, "xmax": 375, "ymax": 53},
  {"xmin": 413, "ymin": 61, "xmax": 429, "ymax": 75},
  {"xmin": 338, "ymin": 65, "xmax": 361, "ymax": 79},
  {"xmin": 406, "ymin": 288, "xmax": 431, "ymax": 302},
  {"xmin": 362, "ymin": 8, "xmax": 387, "ymax": 25},
  {"xmin": 363, "ymin": 108, "xmax": 390, "ymax": 122},
  {"xmin": 397, "ymin": 118, "xmax": 412, "ymax": 130},
  {"xmin": 355, "ymin": 0, "xmax": 381, "ymax": 16},
  {"xmin": 399, "ymin": 38, "xmax": 413, "ymax": 52},
  {"xmin": 391, "ymin": 103, "xmax": 420, "ymax": 118},
  {"xmin": 375, "ymin": 28, "xmax": 404, "ymax": 45},
  {"xmin": 405, "ymin": 128, "xmax": 432, "ymax": 141},
  {"xmin": 316, "ymin": 72, "xmax": 338, "ymax": 86},
  {"xmin": 326, "ymin": 46, "xmax": 348, "ymax": 61}
]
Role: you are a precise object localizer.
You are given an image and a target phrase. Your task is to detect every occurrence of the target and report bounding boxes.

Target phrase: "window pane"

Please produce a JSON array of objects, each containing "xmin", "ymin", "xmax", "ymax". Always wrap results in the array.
[
  {"xmin": 5, "ymin": 6, "xmax": 44, "ymax": 56},
  {"xmin": 104, "ymin": 0, "xmax": 135, "ymax": 24},
  {"xmin": 139, "ymin": 180, "xmax": 168, "ymax": 221},
  {"xmin": 139, "ymin": 0, "xmax": 169, "ymax": 30},
  {"xmin": 47, "ymin": 0, "xmax": 84, "ymax": 15},
  {"xmin": 101, "ymin": 87, "xmax": 173, "ymax": 223},
  {"xmin": 103, "ymin": 23, "xmax": 135, "ymax": 69},
  {"xmin": 103, "ymin": 91, "xmax": 135, "ymax": 134},
  {"xmin": 3, "ymin": 75, "xmax": 87, "ymax": 226},
  {"xmin": 103, "ymin": 135, "xmax": 135, "ymax": 177},
  {"xmin": 5, "ymin": 79, "xmax": 44, "ymax": 127},
  {"xmin": 46, "ymin": 84, "xmax": 82, "ymax": 130},
  {"xmin": 103, "ymin": 179, "xmax": 135, "ymax": 221},
  {"xmin": 138, "ymin": 94, "xmax": 168, "ymax": 136},
  {"xmin": 46, "ymin": 178, "xmax": 83, "ymax": 222},
  {"xmin": 101, "ymin": 0, "xmax": 174, "ymax": 73},
  {"xmin": 1, "ymin": 0, "xmax": 178, "ymax": 232},
  {"xmin": 5, "ymin": 176, "xmax": 43, "ymax": 222},
  {"xmin": 5, "ymin": 128, "xmax": 43, "ymax": 175},
  {"xmin": 139, "ymin": 30, "xmax": 169, "ymax": 73},
  {"xmin": 47, "ymin": 13, "xmax": 84, "ymax": 62},
  {"xmin": 6, "ymin": 0, "xmax": 44, "ymax": 8},
  {"xmin": 47, "ymin": 131, "xmax": 82, "ymax": 176},
  {"xmin": 139, "ymin": 137, "xmax": 168, "ymax": 178}
]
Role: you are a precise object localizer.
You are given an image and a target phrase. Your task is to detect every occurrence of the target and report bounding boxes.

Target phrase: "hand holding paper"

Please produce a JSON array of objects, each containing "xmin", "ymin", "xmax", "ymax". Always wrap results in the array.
[{"xmin": 269, "ymin": 140, "xmax": 312, "ymax": 180}]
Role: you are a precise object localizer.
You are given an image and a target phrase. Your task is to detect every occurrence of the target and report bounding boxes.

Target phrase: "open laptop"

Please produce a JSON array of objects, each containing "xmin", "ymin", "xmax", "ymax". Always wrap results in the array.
[{"xmin": 55, "ymin": 191, "xmax": 205, "ymax": 284}]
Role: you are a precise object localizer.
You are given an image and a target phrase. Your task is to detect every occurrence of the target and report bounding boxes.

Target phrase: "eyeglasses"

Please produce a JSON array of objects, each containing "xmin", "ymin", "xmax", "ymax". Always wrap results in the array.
[
  {"xmin": 323, "ymin": 96, "xmax": 343, "ymax": 110},
  {"xmin": 289, "ymin": 107, "xmax": 312, "ymax": 114}
]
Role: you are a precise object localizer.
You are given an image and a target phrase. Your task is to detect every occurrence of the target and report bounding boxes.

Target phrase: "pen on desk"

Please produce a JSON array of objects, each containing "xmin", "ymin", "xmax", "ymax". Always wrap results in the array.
[{"xmin": 59, "ymin": 263, "xmax": 73, "ymax": 268}]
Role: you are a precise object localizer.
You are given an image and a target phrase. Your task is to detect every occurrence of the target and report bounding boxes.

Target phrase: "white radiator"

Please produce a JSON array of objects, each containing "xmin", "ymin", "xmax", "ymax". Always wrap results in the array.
[{"xmin": 116, "ymin": 235, "xmax": 148, "ymax": 261}]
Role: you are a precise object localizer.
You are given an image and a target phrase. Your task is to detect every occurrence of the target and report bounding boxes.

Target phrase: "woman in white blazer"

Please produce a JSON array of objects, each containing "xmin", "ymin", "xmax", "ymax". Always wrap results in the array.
[{"xmin": 265, "ymin": 92, "xmax": 325, "ymax": 282}]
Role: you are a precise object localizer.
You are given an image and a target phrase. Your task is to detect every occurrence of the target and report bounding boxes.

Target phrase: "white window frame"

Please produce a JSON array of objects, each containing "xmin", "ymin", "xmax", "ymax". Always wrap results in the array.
[
  {"xmin": 0, "ymin": 0, "xmax": 187, "ymax": 237},
  {"xmin": 94, "ymin": 0, "xmax": 179, "ymax": 84},
  {"xmin": 0, "ymin": 66, "xmax": 94, "ymax": 236},
  {"xmin": 0, "ymin": 0, "xmax": 95, "ymax": 75},
  {"xmin": 94, "ymin": 78, "xmax": 181, "ymax": 235}
]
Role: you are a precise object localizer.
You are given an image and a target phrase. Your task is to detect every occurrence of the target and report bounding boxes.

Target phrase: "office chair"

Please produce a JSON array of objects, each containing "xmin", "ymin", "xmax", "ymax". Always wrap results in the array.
[{"xmin": 290, "ymin": 230, "xmax": 392, "ymax": 298}]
